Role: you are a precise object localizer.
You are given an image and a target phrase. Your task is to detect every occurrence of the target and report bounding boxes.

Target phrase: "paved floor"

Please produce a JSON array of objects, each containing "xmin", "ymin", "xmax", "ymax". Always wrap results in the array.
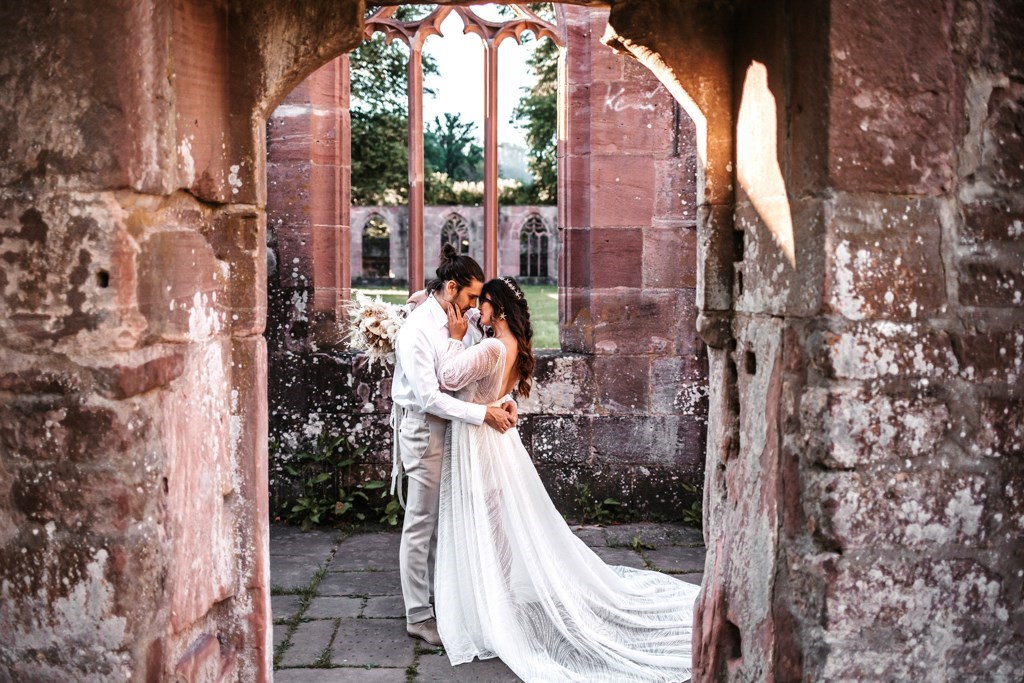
[{"xmin": 271, "ymin": 522, "xmax": 705, "ymax": 682}]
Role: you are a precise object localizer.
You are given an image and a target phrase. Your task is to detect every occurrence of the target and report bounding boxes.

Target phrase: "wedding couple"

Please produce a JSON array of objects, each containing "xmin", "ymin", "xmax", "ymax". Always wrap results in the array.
[{"xmin": 390, "ymin": 244, "xmax": 699, "ymax": 682}]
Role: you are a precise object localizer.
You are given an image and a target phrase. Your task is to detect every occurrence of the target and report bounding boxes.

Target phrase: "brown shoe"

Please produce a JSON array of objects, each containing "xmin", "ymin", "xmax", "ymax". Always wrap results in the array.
[{"xmin": 406, "ymin": 617, "xmax": 442, "ymax": 646}]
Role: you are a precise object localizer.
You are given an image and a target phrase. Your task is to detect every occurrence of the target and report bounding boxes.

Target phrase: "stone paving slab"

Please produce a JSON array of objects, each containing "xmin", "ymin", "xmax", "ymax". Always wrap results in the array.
[
  {"xmin": 271, "ymin": 523, "xmax": 705, "ymax": 679},
  {"xmin": 318, "ymin": 570, "xmax": 403, "ymax": 597},
  {"xmin": 275, "ymin": 667, "xmax": 408, "ymax": 683},
  {"xmin": 605, "ymin": 523, "xmax": 704, "ymax": 548},
  {"xmin": 279, "ymin": 619, "xmax": 337, "ymax": 667},
  {"xmin": 330, "ymin": 618, "xmax": 416, "ymax": 668},
  {"xmin": 679, "ymin": 573, "xmax": 703, "ymax": 586},
  {"xmin": 305, "ymin": 596, "xmax": 363, "ymax": 619},
  {"xmin": 569, "ymin": 525, "xmax": 609, "ymax": 546},
  {"xmin": 364, "ymin": 595, "xmax": 406, "ymax": 619},
  {"xmin": 591, "ymin": 545, "xmax": 647, "ymax": 569},
  {"xmin": 645, "ymin": 546, "xmax": 707, "ymax": 573},
  {"xmin": 272, "ymin": 594, "xmax": 304, "ymax": 623},
  {"xmin": 271, "ymin": 525, "xmax": 340, "ymax": 557},
  {"xmin": 331, "ymin": 538, "xmax": 400, "ymax": 571},
  {"xmin": 273, "ymin": 623, "xmax": 290, "ymax": 651},
  {"xmin": 271, "ymin": 556, "xmax": 326, "ymax": 592},
  {"xmin": 415, "ymin": 650, "xmax": 521, "ymax": 682}
]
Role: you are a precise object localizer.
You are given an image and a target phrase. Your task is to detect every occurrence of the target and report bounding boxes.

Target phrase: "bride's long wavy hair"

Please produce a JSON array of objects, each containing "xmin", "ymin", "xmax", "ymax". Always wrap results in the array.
[{"xmin": 482, "ymin": 276, "xmax": 534, "ymax": 398}]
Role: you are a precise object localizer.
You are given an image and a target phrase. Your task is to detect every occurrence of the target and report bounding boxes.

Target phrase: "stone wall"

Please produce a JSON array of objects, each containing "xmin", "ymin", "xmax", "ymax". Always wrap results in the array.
[
  {"xmin": 0, "ymin": 1, "xmax": 364, "ymax": 680},
  {"xmin": 2, "ymin": 0, "xmax": 1021, "ymax": 680},
  {"xmin": 605, "ymin": 0, "xmax": 1024, "ymax": 679},
  {"xmin": 265, "ymin": 4, "xmax": 707, "ymax": 522},
  {"xmin": 349, "ymin": 204, "xmax": 560, "ymax": 285}
]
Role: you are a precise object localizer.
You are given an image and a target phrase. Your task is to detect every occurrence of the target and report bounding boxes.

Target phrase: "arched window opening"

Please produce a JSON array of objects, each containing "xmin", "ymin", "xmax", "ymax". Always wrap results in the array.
[
  {"xmin": 441, "ymin": 214, "xmax": 470, "ymax": 255},
  {"xmin": 362, "ymin": 214, "xmax": 391, "ymax": 278},
  {"xmin": 519, "ymin": 213, "xmax": 549, "ymax": 279}
]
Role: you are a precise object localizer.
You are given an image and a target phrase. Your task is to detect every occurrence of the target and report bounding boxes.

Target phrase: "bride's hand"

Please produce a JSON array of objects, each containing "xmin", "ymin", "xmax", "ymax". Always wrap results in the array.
[{"xmin": 446, "ymin": 303, "xmax": 469, "ymax": 341}]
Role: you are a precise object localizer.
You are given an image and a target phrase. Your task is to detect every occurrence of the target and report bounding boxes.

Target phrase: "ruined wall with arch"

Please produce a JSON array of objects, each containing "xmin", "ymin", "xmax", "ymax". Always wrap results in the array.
[
  {"xmin": 264, "ymin": 3, "xmax": 706, "ymax": 522},
  {"xmin": 0, "ymin": 0, "xmax": 1021, "ymax": 680}
]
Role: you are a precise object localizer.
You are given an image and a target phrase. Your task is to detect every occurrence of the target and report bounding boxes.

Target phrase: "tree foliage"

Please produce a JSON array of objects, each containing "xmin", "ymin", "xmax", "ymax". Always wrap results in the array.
[
  {"xmin": 425, "ymin": 113, "xmax": 483, "ymax": 182},
  {"xmin": 512, "ymin": 35, "xmax": 558, "ymax": 204}
]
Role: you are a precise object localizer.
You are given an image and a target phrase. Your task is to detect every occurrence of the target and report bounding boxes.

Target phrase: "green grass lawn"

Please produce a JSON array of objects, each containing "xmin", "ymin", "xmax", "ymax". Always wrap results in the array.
[{"xmin": 353, "ymin": 283, "xmax": 560, "ymax": 349}]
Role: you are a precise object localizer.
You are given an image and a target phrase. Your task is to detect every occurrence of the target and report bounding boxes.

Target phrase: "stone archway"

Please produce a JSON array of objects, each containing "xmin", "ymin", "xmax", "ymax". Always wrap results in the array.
[{"xmin": 2, "ymin": 1, "xmax": 1021, "ymax": 682}]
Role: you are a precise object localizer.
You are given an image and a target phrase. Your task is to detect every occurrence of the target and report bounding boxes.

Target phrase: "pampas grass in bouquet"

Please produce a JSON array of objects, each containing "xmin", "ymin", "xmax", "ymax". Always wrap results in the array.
[{"xmin": 347, "ymin": 293, "xmax": 408, "ymax": 368}]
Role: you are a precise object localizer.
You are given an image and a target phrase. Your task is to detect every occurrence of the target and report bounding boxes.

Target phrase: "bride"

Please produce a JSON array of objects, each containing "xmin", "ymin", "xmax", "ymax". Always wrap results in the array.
[{"xmin": 433, "ymin": 276, "xmax": 699, "ymax": 683}]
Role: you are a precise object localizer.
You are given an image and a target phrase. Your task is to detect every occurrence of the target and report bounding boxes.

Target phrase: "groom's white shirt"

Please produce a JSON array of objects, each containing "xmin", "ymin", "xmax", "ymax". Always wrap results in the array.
[{"xmin": 392, "ymin": 295, "xmax": 486, "ymax": 425}]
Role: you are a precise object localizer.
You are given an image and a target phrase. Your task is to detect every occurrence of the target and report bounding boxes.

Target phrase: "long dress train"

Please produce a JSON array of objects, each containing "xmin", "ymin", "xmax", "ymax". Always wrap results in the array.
[{"xmin": 434, "ymin": 337, "xmax": 699, "ymax": 683}]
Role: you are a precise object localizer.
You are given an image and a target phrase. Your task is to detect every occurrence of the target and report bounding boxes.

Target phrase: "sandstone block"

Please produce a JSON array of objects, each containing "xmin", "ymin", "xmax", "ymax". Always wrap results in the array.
[
  {"xmin": 137, "ymin": 230, "xmax": 226, "ymax": 343},
  {"xmin": 589, "ymin": 288, "xmax": 684, "ymax": 356},
  {"xmin": 696, "ymin": 204, "xmax": 735, "ymax": 313},
  {"xmin": 651, "ymin": 355, "xmax": 709, "ymax": 417},
  {"xmin": 642, "ymin": 224, "xmax": 697, "ymax": 289},
  {"xmin": 828, "ymin": 1, "xmax": 957, "ymax": 193},
  {"xmin": 958, "ymin": 256, "xmax": 1024, "ymax": 307},
  {"xmin": 593, "ymin": 354, "xmax": 649, "ymax": 413},
  {"xmin": 734, "ymin": 198, "xmax": 825, "ymax": 317},
  {"xmin": 591, "ymin": 415, "xmax": 704, "ymax": 468},
  {"xmin": 590, "ymin": 227, "xmax": 643, "ymax": 288},
  {"xmin": 953, "ymin": 326, "xmax": 1024, "ymax": 383},
  {"xmin": 961, "ymin": 197, "xmax": 1024, "ymax": 244},
  {"xmin": 825, "ymin": 196, "xmax": 947, "ymax": 321},
  {"xmin": 591, "ymin": 155, "xmax": 657, "ymax": 229},
  {"xmin": 0, "ymin": 398, "xmax": 139, "ymax": 464},
  {"xmin": 818, "ymin": 322, "xmax": 959, "ymax": 380},
  {"xmin": 588, "ymin": 80, "xmax": 676, "ymax": 156},
  {"xmin": 820, "ymin": 557, "xmax": 1016, "ymax": 680},
  {"xmin": 267, "ymin": 110, "xmax": 315, "ymax": 163},
  {"xmin": 521, "ymin": 351, "xmax": 596, "ymax": 414},
  {"xmin": 800, "ymin": 386, "xmax": 950, "ymax": 468},
  {"xmin": 653, "ymin": 153, "xmax": 699, "ymax": 223},
  {"xmin": 807, "ymin": 468, "xmax": 990, "ymax": 549},
  {"xmin": 523, "ymin": 415, "xmax": 593, "ymax": 465}
]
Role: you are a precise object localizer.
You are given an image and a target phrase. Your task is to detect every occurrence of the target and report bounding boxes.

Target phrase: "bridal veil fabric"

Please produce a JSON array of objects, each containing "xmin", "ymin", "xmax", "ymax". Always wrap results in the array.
[{"xmin": 435, "ymin": 338, "xmax": 699, "ymax": 683}]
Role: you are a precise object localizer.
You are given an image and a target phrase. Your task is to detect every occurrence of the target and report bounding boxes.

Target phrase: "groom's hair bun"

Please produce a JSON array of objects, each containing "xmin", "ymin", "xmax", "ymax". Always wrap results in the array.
[{"xmin": 426, "ymin": 244, "xmax": 484, "ymax": 293}]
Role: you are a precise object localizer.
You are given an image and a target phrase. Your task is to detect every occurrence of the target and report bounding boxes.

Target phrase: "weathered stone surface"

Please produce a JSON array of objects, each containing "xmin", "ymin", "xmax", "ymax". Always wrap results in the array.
[
  {"xmin": 330, "ymin": 618, "xmax": 415, "ymax": 668},
  {"xmin": 958, "ymin": 256, "xmax": 1024, "ymax": 308},
  {"xmin": 317, "ymin": 571, "xmax": 402, "ymax": 597},
  {"xmin": 807, "ymin": 468, "xmax": 992, "ymax": 549},
  {"xmin": 735, "ymin": 198, "xmax": 825, "ymax": 317},
  {"xmin": 960, "ymin": 197, "xmax": 1024, "ymax": 244},
  {"xmin": 278, "ymin": 619, "xmax": 335, "ymax": 668},
  {"xmin": 800, "ymin": 386, "xmax": 950, "ymax": 468},
  {"xmin": 592, "ymin": 416, "xmax": 704, "ymax": 468},
  {"xmin": 643, "ymin": 224, "xmax": 697, "ymax": 290},
  {"xmin": 828, "ymin": 1, "xmax": 958, "ymax": 194},
  {"xmin": 304, "ymin": 596, "xmax": 362, "ymax": 619},
  {"xmin": 817, "ymin": 557, "xmax": 1019, "ymax": 681},
  {"xmin": 825, "ymin": 196, "xmax": 948, "ymax": 321},
  {"xmin": 817, "ymin": 322, "xmax": 959, "ymax": 380}
]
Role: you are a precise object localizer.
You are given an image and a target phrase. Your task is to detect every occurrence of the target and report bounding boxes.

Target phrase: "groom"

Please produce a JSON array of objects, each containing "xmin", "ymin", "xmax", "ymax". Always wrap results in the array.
[{"xmin": 390, "ymin": 249, "xmax": 516, "ymax": 646}]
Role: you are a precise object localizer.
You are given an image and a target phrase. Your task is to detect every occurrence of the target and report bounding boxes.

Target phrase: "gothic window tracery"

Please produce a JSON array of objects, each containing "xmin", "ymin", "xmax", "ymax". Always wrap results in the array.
[
  {"xmin": 519, "ymin": 213, "xmax": 549, "ymax": 278},
  {"xmin": 362, "ymin": 213, "xmax": 391, "ymax": 278},
  {"xmin": 441, "ymin": 214, "xmax": 470, "ymax": 254}
]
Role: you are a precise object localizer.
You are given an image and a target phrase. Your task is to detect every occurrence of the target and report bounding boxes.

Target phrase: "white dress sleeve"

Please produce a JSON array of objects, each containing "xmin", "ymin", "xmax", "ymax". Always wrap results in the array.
[{"xmin": 439, "ymin": 338, "xmax": 503, "ymax": 392}]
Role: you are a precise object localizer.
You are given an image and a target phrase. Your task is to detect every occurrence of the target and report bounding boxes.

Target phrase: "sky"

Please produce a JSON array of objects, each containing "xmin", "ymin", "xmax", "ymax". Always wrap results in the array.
[{"xmin": 421, "ymin": 9, "xmax": 542, "ymax": 149}]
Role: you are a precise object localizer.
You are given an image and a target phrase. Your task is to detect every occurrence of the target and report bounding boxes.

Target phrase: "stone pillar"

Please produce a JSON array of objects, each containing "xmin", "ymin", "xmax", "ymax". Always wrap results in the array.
[
  {"xmin": 606, "ymin": 0, "xmax": 1024, "ymax": 679},
  {"xmin": 0, "ymin": 1, "xmax": 363, "ymax": 680},
  {"xmin": 267, "ymin": 55, "xmax": 352, "ymax": 352}
]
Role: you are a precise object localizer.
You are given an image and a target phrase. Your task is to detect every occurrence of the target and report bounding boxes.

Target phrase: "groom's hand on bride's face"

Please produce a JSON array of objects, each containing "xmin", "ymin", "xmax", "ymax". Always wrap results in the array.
[
  {"xmin": 484, "ymin": 406, "xmax": 513, "ymax": 433},
  {"xmin": 446, "ymin": 302, "xmax": 469, "ymax": 341},
  {"xmin": 501, "ymin": 401, "xmax": 518, "ymax": 426}
]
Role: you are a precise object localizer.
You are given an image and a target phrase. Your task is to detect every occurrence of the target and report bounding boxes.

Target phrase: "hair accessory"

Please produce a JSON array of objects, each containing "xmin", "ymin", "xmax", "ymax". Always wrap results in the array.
[{"xmin": 501, "ymin": 277, "xmax": 523, "ymax": 300}]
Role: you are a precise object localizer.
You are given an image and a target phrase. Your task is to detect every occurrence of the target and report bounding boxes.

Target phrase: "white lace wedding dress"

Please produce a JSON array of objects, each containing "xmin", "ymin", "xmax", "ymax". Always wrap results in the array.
[{"xmin": 435, "ymin": 337, "xmax": 700, "ymax": 683}]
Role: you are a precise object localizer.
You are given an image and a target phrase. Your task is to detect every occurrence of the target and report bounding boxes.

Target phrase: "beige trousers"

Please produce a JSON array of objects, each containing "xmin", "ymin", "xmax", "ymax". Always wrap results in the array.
[{"xmin": 395, "ymin": 407, "xmax": 448, "ymax": 624}]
